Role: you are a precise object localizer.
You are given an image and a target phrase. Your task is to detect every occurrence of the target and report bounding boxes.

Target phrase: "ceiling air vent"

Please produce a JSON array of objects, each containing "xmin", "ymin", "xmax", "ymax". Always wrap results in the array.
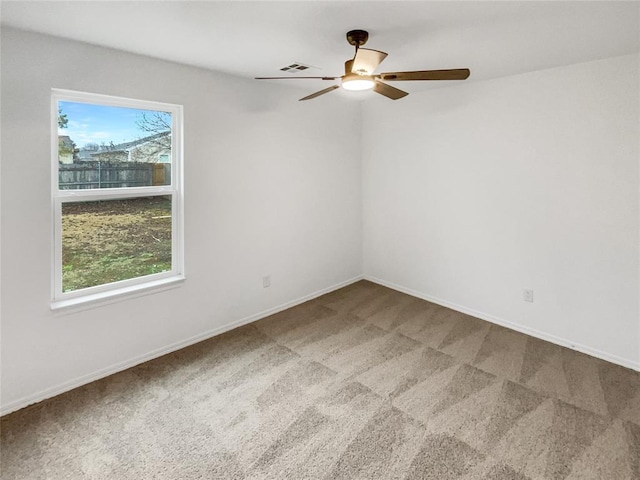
[{"xmin": 280, "ymin": 62, "xmax": 316, "ymax": 74}]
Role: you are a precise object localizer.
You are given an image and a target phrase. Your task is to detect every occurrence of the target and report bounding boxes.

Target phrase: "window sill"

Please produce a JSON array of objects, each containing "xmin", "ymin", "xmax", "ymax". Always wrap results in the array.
[{"xmin": 51, "ymin": 275, "xmax": 185, "ymax": 314}]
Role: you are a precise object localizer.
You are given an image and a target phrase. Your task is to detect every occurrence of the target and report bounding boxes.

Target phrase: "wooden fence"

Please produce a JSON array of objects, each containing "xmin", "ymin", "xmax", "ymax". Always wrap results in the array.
[{"xmin": 59, "ymin": 162, "xmax": 171, "ymax": 189}]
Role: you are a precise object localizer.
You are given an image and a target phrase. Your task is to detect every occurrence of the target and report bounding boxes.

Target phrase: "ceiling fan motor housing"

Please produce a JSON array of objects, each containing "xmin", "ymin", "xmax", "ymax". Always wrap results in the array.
[{"xmin": 344, "ymin": 59, "xmax": 354, "ymax": 74}]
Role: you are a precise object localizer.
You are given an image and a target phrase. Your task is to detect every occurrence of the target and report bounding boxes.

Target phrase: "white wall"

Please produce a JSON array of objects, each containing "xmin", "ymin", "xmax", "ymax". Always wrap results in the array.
[
  {"xmin": 0, "ymin": 28, "xmax": 363, "ymax": 413},
  {"xmin": 363, "ymin": 54, "xmax": 640, "ymax": 369}
]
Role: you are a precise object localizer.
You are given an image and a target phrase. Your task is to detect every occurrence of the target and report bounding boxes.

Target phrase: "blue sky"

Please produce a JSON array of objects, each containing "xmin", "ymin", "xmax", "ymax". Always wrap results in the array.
[{"xmin": 58, "ymin": 101, "xmax": 170, "ymax": 148}]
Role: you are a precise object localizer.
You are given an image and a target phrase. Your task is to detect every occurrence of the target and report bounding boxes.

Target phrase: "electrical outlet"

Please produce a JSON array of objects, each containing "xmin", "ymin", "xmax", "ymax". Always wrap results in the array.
[
  {"xmin": 523, "ymin": 289, "xmax": 534, "ymax": 303},
  {"xmin": 263, "ymin": 275, "xmax": 271, "ymax": 288}
]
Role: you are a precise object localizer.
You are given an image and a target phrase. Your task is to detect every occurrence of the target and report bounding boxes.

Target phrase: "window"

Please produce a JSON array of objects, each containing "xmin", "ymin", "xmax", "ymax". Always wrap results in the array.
[{"xmin": 51, "ymin": 90, "xmax": 183, "ymax": 309}]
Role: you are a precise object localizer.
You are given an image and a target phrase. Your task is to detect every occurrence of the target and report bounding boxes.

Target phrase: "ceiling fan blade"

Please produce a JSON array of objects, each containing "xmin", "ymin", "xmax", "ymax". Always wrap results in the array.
[
  {"xmin": 352, "ymin": 48, "xmax": 388, "ymax": 75},
  {"xmin": 373, "ymin": 81, "xmax": 408, "ymax": 100},
  {"xmin": 299, "ymin": 85, "xmax": 340, "ymax": 101},
  {"xmin": 378, "ymin": 68, "xmax": 470, "ymax": 81},
  {"xmin": 255, "ymin": 76, "xmax": 338, "ymax": 80}
]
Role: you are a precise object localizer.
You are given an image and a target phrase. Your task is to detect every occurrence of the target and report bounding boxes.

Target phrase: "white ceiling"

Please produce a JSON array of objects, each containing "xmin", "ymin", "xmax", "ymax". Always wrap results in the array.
[{"xmin": 2, "ymin": 1, "xmax": 639, "ymax": 94}]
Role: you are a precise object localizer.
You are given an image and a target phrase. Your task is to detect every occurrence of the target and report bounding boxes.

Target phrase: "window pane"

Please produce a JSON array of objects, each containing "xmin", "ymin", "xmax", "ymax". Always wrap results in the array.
[
  {"xmin": 62, "ymin": 196, "xmax": 172, "ymax": 292},
  {"xmin": 57, "ymin": 101, "xmax": 171, "ymax": 189}
]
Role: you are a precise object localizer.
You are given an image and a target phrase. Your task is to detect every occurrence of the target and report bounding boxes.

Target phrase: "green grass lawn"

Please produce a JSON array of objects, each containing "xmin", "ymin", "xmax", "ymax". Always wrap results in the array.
[{"xmin": 62, "ymin": 197, "xmax": 172, "ymax": 292}]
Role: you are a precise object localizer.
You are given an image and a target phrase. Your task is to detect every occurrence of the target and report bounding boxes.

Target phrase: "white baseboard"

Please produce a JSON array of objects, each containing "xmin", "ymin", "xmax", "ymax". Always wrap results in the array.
[
  {"xmin": 364, "ymin": 275, "xmax": 640, "ymax": 373},
  {"xmin": 0, "ymin": 275, "xmax": 364, "ymax": 417}
]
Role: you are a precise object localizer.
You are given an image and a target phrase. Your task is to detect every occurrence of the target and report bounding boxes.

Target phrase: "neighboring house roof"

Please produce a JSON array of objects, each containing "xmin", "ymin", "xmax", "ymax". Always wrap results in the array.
[
  {"xmin": 58, "ymin": 135, "xmax": 75, "ymax": 150},
  {"xmin": 89, "ymin": 150, "xmax": 126, "ymax": 158},
  {"xmin": 111, "ymin": 131, "xmax": 170, "ymax": 151},
  {"xmin": 85, "ymin": 131, "xmax": 170, "ymax": 161}
]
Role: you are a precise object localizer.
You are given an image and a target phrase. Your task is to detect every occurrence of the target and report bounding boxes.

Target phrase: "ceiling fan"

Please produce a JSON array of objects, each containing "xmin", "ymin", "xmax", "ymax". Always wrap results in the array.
[{"xmin": 256, "ymin": 29, "xmax": 470, "ymax": 101}]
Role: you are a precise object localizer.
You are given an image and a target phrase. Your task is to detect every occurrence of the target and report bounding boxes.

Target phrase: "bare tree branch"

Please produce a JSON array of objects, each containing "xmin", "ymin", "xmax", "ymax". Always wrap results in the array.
[{"xmin": 136, "ymin": 112, "xmax": 172, "ymax": 153}]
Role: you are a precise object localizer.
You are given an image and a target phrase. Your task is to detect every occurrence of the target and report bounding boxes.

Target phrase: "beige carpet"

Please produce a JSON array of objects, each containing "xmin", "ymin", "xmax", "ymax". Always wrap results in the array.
[{"xmin": 2, "ymin": 281, "xmax": 639, "ymax": 479}]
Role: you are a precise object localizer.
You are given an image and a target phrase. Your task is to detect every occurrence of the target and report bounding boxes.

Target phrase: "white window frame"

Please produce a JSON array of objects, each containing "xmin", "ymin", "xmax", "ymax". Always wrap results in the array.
[{"xmin": 51, "ymin": 89, "xmax": 184, "ymax": 310}]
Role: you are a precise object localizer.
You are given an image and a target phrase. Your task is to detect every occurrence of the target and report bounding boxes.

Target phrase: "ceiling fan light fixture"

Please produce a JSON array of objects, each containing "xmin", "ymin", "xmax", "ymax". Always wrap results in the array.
[{"xmin": 341, "ymin": 73, "xmax": 375, "ymax": 91}]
